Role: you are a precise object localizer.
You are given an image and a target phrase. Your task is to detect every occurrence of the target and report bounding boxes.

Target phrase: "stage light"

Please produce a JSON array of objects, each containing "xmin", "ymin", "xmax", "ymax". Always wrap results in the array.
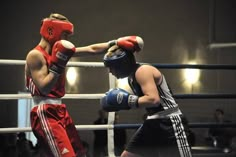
[
  {"xmin": 66, "ymin": 67, "xmax": 78, "ymax": 86},
  {"xmin": 184, "ymin": 61, "xmax": 200, "ymax": 84}
]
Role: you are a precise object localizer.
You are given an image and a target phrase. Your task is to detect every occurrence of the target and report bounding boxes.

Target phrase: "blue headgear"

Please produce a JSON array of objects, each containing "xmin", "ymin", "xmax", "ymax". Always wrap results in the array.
[{"xmin": 103, "ymin": 48, "xmax": 136, "ymax": 78}]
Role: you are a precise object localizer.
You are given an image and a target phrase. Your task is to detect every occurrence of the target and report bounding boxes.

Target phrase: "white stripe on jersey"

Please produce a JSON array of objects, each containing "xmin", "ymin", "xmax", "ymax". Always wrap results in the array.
[
  {"xmin": 157, "ymin": 75, "xmax": 178, "ymax": 110},
  {"xmin": 29, "ymin": 78, "xmax": 35, "ymax": 95},
  {"xmin": 170, "ymin": 115, "xmax": 192, "ymax": 157},
  {"xmin": 37, "ymin": 105, "xmax": 60, "ymax": 157},
  {"xmin": 158, "ymin": 75, "xmax": 191, "ymax": 156}
]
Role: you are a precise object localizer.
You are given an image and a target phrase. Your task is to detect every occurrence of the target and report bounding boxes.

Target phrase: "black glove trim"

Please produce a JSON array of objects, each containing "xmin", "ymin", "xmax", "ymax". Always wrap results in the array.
[{"xmin": 49, "ymin": 63, "xmax": 64, "ymax": 75}]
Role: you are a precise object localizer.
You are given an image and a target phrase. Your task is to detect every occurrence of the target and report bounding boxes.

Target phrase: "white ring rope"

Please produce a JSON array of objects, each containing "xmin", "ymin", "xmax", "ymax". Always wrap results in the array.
[
  {"xmin": 209, "ymin": 42, "xmax": 236, "ymax": 49},
  {"xmin": 0, "ymin": 93, "xmax": 104, "ymax": 100},
  {"xmin": 0, "ymin": 125, "xmax": 114, "ymax": 133},
  {"xmin": 0, "ymin": 59, "xmax": 104, "ymax": 67}
]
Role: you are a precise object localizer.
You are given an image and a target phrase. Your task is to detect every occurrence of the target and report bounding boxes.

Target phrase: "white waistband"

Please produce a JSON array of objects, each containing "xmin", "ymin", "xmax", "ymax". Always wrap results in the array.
[
  {"xmin": 33, "ymin": 96, "xmax": 62, "ymax": 105},
  {"xmin": 147, "ymin": 107, "xmax": 182, "ymax": 119}
]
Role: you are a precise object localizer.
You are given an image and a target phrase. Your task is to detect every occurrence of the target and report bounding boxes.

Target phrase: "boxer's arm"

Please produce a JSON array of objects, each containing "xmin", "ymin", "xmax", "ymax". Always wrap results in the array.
[
  {"xmin": 73, "ymin": 36, "xmax": 144, "ymax": 57},
  {"xmin": 26, "ymin": 50, "xmax": 59, "ymax": 95},
  {"xmin": 74, "ymin": 42, "xmax": 110, "ymax": 57},
  {"xmin": 135, "ymin": 65, "xmax": 162, "ymax": 108}
]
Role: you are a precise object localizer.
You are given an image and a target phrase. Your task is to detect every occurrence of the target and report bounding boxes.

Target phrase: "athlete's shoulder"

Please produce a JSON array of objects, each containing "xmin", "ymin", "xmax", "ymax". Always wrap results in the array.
[
  {"xmin": 26, "ymin": 48, "xmax": 47, "ymax": 67},
  {"xmin": 137, "ymin": 64, "xmax": 161, "ymax": 74},
  {"xmin": 26, "ymin": 49, "xmax": 41, "ymax": 60}
]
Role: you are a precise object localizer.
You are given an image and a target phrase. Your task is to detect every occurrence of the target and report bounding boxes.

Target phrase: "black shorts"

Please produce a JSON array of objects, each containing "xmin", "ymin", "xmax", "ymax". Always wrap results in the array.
[{"xmin": 125, "ymin": 115, "xmax": 192, "ymax": 157}]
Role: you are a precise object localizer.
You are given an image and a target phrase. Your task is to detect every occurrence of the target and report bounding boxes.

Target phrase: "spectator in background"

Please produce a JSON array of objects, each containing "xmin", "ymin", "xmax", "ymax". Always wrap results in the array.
[
  {"xmin": 93, "ymin": 109, "xmax": 108, "ymax": 157},
  {"xmin": 4, "ymin": 133, "xmax": 18, "ymax": 157},
  {"xmin": 16, "ymin": 132, "xmax": 34, "ymax": 157},
  {"xmin": 114, "ymin": 112, "xmax": 127, "ymax": 156},
  {"xmin": 206, "ymin": 108, "xmax": 233, "ymax": 150}
]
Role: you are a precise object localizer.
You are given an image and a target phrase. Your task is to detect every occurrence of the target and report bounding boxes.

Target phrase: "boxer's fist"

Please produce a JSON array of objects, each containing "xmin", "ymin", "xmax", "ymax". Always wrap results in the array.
[
  {"xmin": 117, "ymin": 36, "xmax": 144, "ymax": 52},
  {"xmin": 49, "ymin": 40, "xmax": 75, "ymax": 75},
  {"xmin": 100, "ymin": 88, "xmax": 139, "ymax": 112},
  {"xmin": 109, "ymin": 36, "xmax": 144, "ymax": 52}
]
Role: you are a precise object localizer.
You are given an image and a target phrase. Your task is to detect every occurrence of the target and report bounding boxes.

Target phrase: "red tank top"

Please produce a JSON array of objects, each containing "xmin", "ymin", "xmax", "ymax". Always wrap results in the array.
[{"xmin": 25, "ymin": 45, "xmax": 65, "ymax": 98}]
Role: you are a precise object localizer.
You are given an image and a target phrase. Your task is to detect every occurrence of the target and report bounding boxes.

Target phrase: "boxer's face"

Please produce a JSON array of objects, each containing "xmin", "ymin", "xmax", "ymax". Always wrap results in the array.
[
  {"xmin": 109, "ymin": 66, "xmax": 128, "ymax": 79},
  {"xmin": 109, "ymin": 67, "xmax": 119, "ymax": 78},
  {"xmin": 61, "ymin": 31, "xmax": 72, "ymax": 40}
]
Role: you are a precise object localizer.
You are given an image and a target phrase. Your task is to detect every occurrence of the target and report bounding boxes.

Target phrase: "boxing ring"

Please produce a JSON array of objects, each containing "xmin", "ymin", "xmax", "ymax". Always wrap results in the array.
[{"xmin": 0, "ymin": 59, "xmax": 236, "ymax": 157}]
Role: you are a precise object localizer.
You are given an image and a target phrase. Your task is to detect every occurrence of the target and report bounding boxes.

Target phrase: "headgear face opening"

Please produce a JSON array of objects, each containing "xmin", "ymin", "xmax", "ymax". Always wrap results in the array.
[
  {"xmin": 103, "ymin": 49, "xmax": 136, "ymax": 78},
  {"xmin": 40, "ymin": 19, "xmax": 74, "ymax": 44}
]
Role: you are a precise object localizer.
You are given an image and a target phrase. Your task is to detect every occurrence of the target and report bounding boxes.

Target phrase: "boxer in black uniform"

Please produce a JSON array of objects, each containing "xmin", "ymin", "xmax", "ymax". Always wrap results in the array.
[{"xmin": 101, "ymin": 38, "xmax": 192, "ymax": 157}]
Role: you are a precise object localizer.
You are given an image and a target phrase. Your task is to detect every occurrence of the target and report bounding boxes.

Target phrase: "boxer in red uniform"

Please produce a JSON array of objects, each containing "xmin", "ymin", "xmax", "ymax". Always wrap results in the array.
[{"xmin": 25, "ymin": 13, "xmax": 139, "ymax": 157}]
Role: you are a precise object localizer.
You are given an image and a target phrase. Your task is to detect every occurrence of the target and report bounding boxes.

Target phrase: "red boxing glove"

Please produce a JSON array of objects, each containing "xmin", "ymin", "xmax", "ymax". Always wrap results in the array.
[
  {"xmin": 49, "ymin": 40, "xmax": 75, "ymax": 75},
  {"xmin": 116, "ymin": 36, "xmax": 144, "ymax": 52}
]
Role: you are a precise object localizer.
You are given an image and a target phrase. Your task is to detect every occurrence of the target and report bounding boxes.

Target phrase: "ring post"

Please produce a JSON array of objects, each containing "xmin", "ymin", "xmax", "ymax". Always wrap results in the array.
[{"xmin": 107, "ymin": 73, "xmax": 116, "ymax": 157}]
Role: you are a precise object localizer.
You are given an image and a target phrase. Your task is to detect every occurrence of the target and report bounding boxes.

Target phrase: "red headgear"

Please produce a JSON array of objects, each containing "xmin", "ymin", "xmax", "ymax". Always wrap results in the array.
[{"xmin": 40, "ymin": 18, "xmax": 74, "ymax": 44}]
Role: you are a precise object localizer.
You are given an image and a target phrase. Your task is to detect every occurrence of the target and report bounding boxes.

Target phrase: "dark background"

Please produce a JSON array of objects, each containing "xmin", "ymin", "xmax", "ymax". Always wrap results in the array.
[{"xmin": 0, "ymin": 0, "xmax": 236, "ymax": 147}]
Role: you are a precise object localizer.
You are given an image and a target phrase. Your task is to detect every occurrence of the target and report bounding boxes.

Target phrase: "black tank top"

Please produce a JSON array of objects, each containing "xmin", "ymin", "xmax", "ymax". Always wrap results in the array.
[{"xmin": 128, "ymin": 64, "xmax": 179, "ymax": 115}]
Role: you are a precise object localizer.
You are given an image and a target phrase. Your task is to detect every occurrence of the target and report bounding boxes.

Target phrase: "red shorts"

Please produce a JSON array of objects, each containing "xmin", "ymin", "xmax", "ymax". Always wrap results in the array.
[{"xmin": 30, "ymin": 104, "xmax": 85, "ymax": 157}]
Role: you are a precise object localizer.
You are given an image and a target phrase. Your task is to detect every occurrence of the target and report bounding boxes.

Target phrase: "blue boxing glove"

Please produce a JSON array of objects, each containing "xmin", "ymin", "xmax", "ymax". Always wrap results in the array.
[{"xmin": 100, "ymin": 88, "xmax": 139, "ymax": 112}]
